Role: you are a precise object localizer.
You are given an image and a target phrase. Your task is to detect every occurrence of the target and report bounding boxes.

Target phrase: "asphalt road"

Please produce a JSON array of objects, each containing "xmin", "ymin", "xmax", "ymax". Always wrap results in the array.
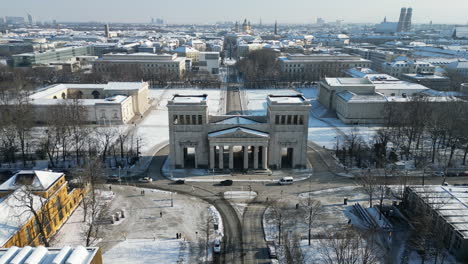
[
  {"xmin": 226, "ymin": 86, "xmax": 243, "ymax": 115},
  {"xmin": 133, "ymin": 141, "xmax": 468, "ymax": 264},
  {"xmin": 242, "ymin": 202, "xmax": 270, "ymax": 264}
]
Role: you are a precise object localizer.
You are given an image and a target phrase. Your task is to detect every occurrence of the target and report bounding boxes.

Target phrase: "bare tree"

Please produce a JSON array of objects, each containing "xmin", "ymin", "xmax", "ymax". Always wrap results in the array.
[
  {"xmin": 318, "ymin": 227, "xmax": 381, "ymax": 264},
  {"xmin": 357, "ymin": 170, "xmax": 380, "ymax": 208},
  {"xmin": 298, "ymin": 197, "xmax": 321, "ymax": 246},
  {"xmin": 284, "ymin": 232, "xmax": 305, "ymax": 264},
  {"xmin": 13, "ymin": 186, "xmax": 53, "ymax": 246},
  {"xmin": 80, "ymin": 158, "xmax": 108, "ymax": 246}
]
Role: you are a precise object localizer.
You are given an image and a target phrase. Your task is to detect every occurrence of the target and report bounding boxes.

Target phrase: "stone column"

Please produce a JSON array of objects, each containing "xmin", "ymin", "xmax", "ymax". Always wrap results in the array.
[
  {"xmin": 253, "ymin": 146, "xmax": 259, "ymax": 169},
  {"xmin": 209, "ymin": 145, "xmax": 215, "ymax": 169},
  {"xmin": 194, "ymin": 146, "xmax": 198, "ymax": 168},
  {"xmin": 218, "ymin": 146, "xmax": 224, "ymax": 169},
  {"xmin": 181, "ymin": 147, "xmax": 187, "ymax": 169},
  {"xmin": 262, "ymin": 146, "xmax": 268, "ymax": 169},
  {"xmin": 243, "ymin": 146, "xmax": 249, "ymax": 169},
  {"xmin": 229, "ymin": 146, "xmax": 234, "ymax": 169}
]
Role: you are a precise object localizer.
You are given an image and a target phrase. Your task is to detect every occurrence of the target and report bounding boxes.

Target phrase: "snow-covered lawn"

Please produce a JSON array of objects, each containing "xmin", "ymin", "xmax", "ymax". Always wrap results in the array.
[
  {"xmin": 243, "ymin": 89, "xmax": 298, "ymax": 116},
  {"xmin": 52, "ymin": 190, "xmax": 115, "ymax": 247},
  {"xmin": 264, "ymin": 186, "xmax": 462, "ymax": 264},
  {"xmin": 307, "ymin": 99, "xmax": 381, "ymax": 149},
  {"xmin": 135, "ymin": 88, "xmax": 223, "ymax": 157},
  {"xmin": 52, "ymin": 185, "xmax": 217, "ymax": 262},
  {"xmin": 103, "ymin": 239, "xmax": 189, "ymax": 264}
]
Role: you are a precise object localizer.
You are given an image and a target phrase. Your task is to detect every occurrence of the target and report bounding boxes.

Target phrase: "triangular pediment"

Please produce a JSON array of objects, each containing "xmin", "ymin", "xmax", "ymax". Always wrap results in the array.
[
  {"xmin": 214, "ymin": 116, "xmax": 260, "ymax": 125},
  {"xmin": 208, "ymin": 127, "xmax": 269, "ymax": 138}
]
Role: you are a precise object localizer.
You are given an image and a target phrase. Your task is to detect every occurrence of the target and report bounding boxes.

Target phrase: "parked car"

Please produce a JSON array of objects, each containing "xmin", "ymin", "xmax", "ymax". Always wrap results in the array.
[
  {"xmin": 106, "ymin": 176, "xmax": 121, "ymax": 183},
  {"xmin": 220, "ymin": 180, "xmax": 233, "ymax": 186},
  {"xmin": 213, "ymin": 239, "xmax": 221, "ymax": 254},
  {"xmin": 432, "ymin": 171, "xmax": 444, "ymax": 177},
  {"xmin": 138, "ymin": 177, "xmax": 153, "ymax": 183},
  {"xmin": 458, "ymin": 171, "xmax": 468, "ymax": 176},
  {"xmin": 174, "ymin": 179, "xmax": 185, "ymax": 184},
  {"xmin": 446, "ymin": 171, "xmax": 458, "ymax": 177},
  {"xmin": 278, "ymin": 177, "xmax": 293, "ymax": 185}
]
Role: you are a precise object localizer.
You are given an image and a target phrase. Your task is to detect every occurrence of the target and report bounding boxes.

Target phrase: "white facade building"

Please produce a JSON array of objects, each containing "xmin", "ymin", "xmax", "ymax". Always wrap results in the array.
[
  {"xmin": 198, "ymin": 52, "xmax": 220, "ymax": 74},
  {"xmin": 93, "ymin": 53, "xmax": 186, "ymax": 77},
  {"xmin": 25, "ymin": 82, "xmax": 150, "ymax": 124}
]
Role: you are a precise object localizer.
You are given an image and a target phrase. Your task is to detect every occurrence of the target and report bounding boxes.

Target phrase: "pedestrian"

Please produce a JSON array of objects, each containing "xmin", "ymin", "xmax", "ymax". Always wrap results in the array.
[
  {"xmin": 160, "ymin": 211, "xmax": 163, "ymax": 217},
  {"xmin": 143, "ymin": 190, "xmax": 145, "ymax": 196},
  {"xmin": 109, "ymin": 185, "xmax": 112, "ymax": 191},
  {"xmin": 176, "ymin": 233, "xmax": 179, "ymax": 239}
]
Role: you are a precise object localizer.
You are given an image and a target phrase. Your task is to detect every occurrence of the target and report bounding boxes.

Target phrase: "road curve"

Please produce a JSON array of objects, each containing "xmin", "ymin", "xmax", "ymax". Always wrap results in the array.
[{"xmin": 144, "ymin": 146, "xmax": 244, "ymax": 264}]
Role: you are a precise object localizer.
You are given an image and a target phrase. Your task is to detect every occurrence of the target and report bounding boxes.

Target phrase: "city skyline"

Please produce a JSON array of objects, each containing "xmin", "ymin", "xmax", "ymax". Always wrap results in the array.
[{"xmin": 2, "ymin": 0, "xmax": 468, "ymax": 25}]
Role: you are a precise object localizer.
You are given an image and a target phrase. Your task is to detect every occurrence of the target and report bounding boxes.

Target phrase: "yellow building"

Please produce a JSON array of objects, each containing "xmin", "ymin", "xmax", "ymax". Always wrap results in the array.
[{"xmin": 0, "ymin": 170, "xmax": 83, "ymax": 248}]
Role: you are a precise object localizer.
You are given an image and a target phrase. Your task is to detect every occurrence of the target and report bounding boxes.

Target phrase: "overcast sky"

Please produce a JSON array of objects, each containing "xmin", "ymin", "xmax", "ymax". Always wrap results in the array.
[{"xmin": 2, "ymin": 0, "xmax": 468, "ymax": 25}]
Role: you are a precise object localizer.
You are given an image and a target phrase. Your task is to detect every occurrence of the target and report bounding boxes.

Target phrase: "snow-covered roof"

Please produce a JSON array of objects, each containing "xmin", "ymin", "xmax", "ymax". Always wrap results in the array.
[
  {"xmin": 214, "ymin": 116, "xmax": 260, "ymax": 125},
  {"xmin": 324, "ymin": 77, "xmax": 374, "ymax": 86},
  {"xmin": 268, "ymin": 95, "xmax": 305, "ymax": 104},
  {"xmin": 171, "ymin": 94, "xmax": 207, "ymax": 104},
  {"xmin": 408, "ymin": 186, "xmax": 468, "ymax": 238},
  {"xmin": 336, "ymin": 91, "xmax": 387, "ymax": 103},
  {"xmin": 0, "ymin": 170, "xmax": 63, "ymax": 192},
  {"xmin": 0, "ymin": 188, "xmax": 44, "ymax": 246},
  {"xmin": 0, "ymin": 246, "xmax": 100, "ymax": 264},
  {"xmin": 31, "ymin": 82, "xmax": 147, "ymax": 100},
  {"xmin": 173, "ymin": 45, "xmax": 199, "ymax": 53},
  {"xmin": 208, "ymin": 127, "xmax": 269, "ymax": 138}
]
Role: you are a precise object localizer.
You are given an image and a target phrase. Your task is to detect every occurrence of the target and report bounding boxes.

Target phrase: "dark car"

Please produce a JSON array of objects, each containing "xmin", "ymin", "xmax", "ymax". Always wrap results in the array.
[
  {"xmin": 458, "ymin": 171, "xmax": 468, "ymax": 177},
  {"xmin": 446, "ymin": 171, "xmax": 458, "ymax": 177},
  {"xmin": 220, "ymin": 180, "xmax": 233, "ymax": 186},
  {"xmin": 106, "ymin": 176, "xmax": 122, "ymax": 183},
  {"xmin": 174, "ymin": 179, "xmax": 185, "ymax": 184}
]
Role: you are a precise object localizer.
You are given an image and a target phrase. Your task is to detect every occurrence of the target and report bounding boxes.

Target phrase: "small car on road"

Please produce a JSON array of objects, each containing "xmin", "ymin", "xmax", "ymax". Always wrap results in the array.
[
  {"xmin": 220, "ymin": 180, "xmax": 233, "ymax": 186},
  {"xmin": 138, "ymin": 177, "xmax": 153, "ymax": 183},
  {"xmin": 174, "ymin": 179, "xmax": 185, "ymax": 184},
  {"xmin": 278, "ymin": 177, "xmax": 293, "ymax": 185}
]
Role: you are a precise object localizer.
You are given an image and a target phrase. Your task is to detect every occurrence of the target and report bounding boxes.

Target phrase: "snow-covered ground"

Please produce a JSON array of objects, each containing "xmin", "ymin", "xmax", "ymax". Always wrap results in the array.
[
  {"xmin": 264, "ymin": 186, "xmax": 461, "ymax": 264},
  {"xmin": 297, "ymin": 86, "xmax": 381, "ymax": 149},
  {"xmin": 242, "ymin": 87, "xmax": 381, "ymax": 149},
  {"xmin": 243, "ymin": 89, "xmax": 298, "ymax": 116},
  {"xmin": 103, "ymin": 239, "xmax": 189, "ymax": 264},
  {"xmin": 136, "ymin": 88, "xmax": 223, "ymax": 156},
  {"xmin": 52, "ymin": 190, "xmax": 115, "ymax": 247},
  {"xmin": 52, "ymin": 185, "xmax": 216, "ymax": 263}
]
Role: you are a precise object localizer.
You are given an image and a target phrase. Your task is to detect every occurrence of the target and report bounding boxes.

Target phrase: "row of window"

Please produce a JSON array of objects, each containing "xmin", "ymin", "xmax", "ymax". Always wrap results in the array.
[
  {"xmin": 275, "ymin": 115, "xmax": 304, "ymax": 125},
  {"xmin": 173, "ymin": 114, "xmax": 203, "ymax": 125}
]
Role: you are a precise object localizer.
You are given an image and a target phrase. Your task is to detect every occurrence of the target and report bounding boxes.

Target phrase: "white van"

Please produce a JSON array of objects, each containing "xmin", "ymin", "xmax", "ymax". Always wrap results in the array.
[{"xmin": 278, "ymin": 177, "xmax": 294, "ymax": 185}]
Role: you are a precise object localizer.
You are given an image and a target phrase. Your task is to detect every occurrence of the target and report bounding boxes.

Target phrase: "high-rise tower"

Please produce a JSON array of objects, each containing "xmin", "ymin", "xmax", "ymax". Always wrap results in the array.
[
  {"xmin": 403, "ymin": 7, "xmax": 413, "ymax": 31},
  {"xmin": 397, "ymin": 7, "xmax": 407, "ymax": 32},
  {"xmin": 274, "ymin": 20, "xmax": 278, "ymax": 35},
  {"xmin": 104, "ymin": 24, "xmax": 110, "ymax": 38}
]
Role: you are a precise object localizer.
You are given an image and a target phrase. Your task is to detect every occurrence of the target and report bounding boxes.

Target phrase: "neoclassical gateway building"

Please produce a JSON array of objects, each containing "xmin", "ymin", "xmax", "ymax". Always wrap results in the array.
[{"xmin": 168, "ymin": 93, "xmax": 311, "ymax": 170}]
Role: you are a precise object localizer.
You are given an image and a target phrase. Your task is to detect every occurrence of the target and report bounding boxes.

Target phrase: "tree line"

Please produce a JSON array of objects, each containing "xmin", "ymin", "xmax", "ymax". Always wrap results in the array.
[{"xmin": 335, "ymin": 95, "xmax": 468, "ymax": 172}]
